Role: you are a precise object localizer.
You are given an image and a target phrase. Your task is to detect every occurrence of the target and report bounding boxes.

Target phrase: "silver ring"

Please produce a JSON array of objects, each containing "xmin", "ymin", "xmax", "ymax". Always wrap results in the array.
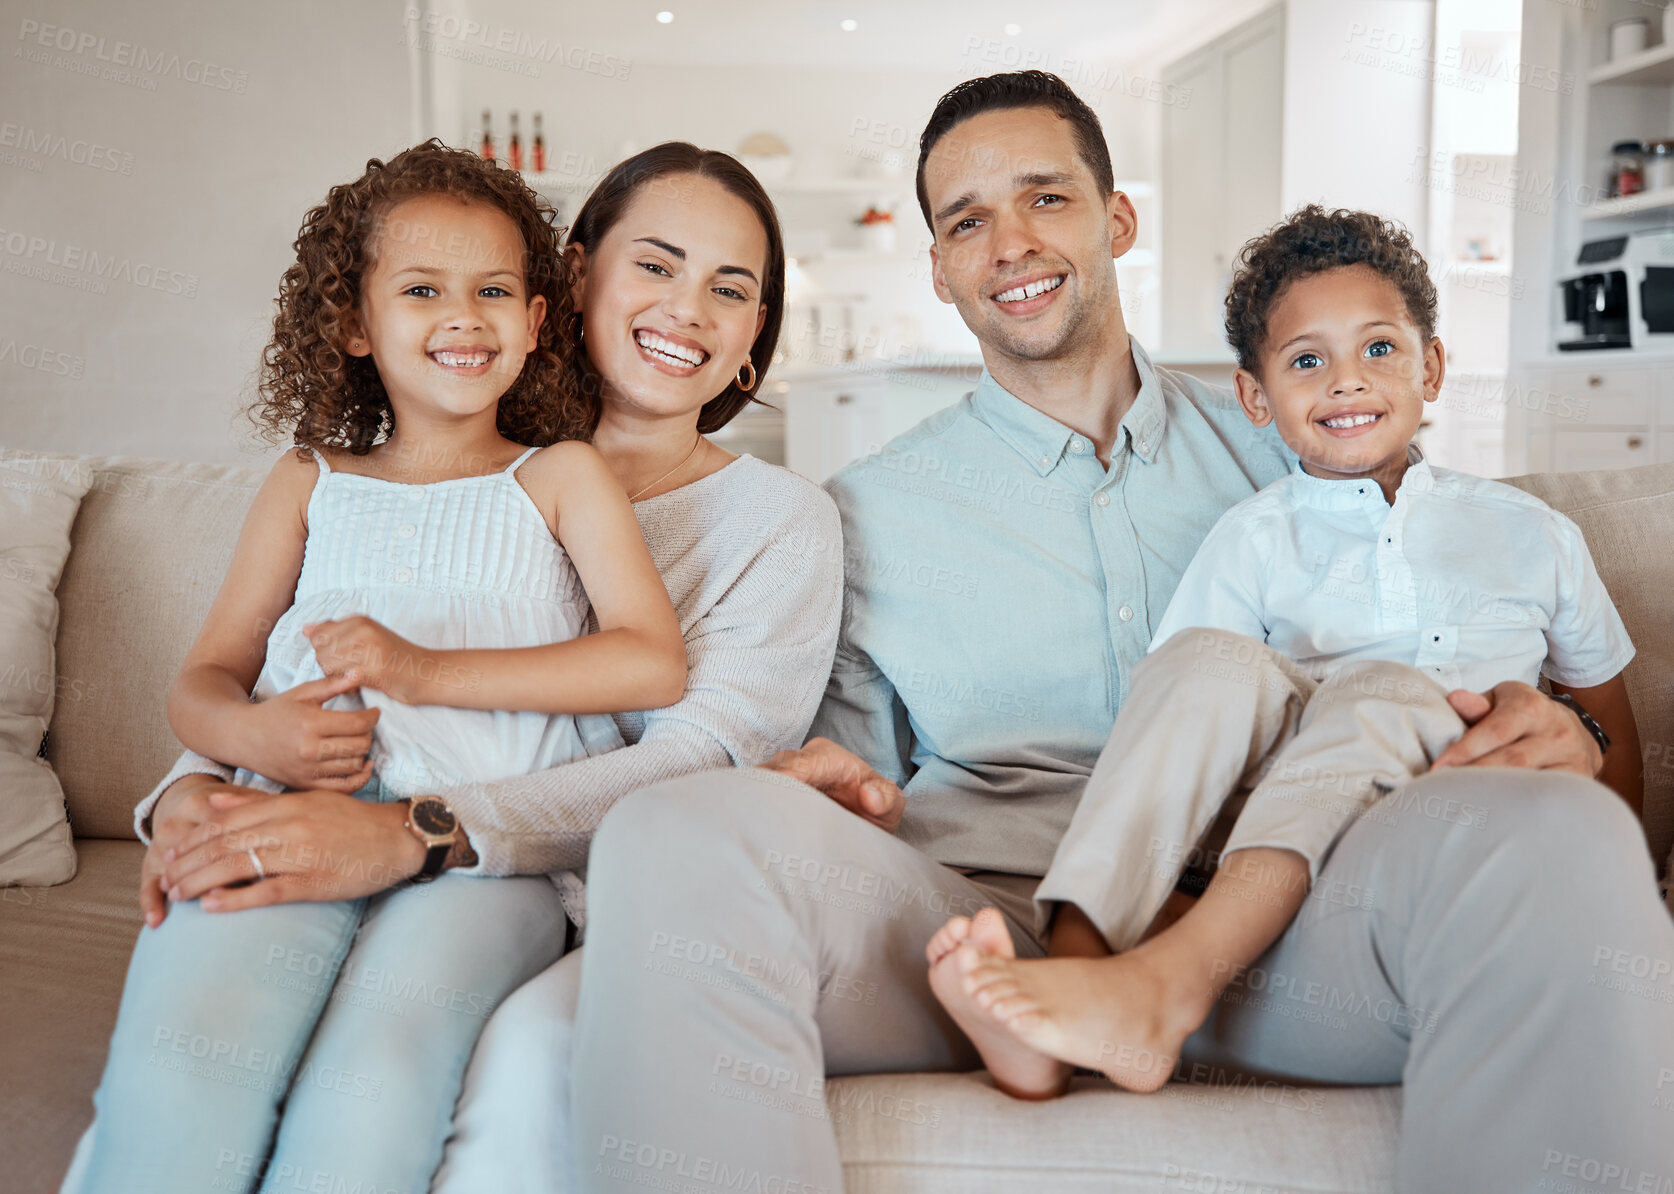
[{"xmin": 247, "ymin": 847, "xmax": 266, "ymax": 880}]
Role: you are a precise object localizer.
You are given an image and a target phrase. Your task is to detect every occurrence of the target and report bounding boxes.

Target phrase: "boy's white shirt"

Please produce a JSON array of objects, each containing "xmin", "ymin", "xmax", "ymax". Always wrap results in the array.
[{"xmin": 1152, "ymin": 445, "xmax": 1635, "ymax": 693}]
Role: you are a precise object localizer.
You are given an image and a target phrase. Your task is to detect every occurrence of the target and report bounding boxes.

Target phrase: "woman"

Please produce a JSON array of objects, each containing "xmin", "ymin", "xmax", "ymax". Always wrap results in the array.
[{"xmin": 67, "ymin": 143, "xmax": 841, "ymax": 1193}]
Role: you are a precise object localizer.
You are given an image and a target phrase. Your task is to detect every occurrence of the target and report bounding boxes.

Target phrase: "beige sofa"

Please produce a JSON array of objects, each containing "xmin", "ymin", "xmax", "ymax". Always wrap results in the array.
[{"xmin": 4, "ymin": 450, "xmax": 1671, "ymax": 1194}]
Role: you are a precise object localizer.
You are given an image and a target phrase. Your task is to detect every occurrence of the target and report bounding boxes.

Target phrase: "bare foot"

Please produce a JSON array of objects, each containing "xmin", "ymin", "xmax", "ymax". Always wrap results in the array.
[
  {"xmin": 961, "ymin": 944, "xmax": 1211, "ymax": 1093},
  {"xmin": 925, "ymin": 915, "xmax": 972, "ymax": 968},
  {"xmin": 927, "ymin": 908, "xmax": 1073, "ymax": 1100}
]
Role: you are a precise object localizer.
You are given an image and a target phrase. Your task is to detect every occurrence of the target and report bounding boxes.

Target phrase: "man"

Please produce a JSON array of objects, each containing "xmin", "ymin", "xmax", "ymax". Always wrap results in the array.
[{"xmin": 571, "ymin": 72, "xmax": 1673, "ymax": 1193}]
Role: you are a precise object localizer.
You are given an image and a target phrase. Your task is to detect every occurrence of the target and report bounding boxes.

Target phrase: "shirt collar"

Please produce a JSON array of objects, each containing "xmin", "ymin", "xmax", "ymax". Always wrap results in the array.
[
  {"xmin": 1288, "ymin": 442, "xmax": 1432, "ymax": 510},
  {"xmin": 968, "ymin": 337, "xmax": 1170, "ymax": 477}
]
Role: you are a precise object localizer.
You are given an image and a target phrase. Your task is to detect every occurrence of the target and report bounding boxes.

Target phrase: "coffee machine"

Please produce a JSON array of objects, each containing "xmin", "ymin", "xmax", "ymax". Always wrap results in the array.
[{"xmin": 1556, "ymin": 228, "xmax": 1674, "ymax": 351}]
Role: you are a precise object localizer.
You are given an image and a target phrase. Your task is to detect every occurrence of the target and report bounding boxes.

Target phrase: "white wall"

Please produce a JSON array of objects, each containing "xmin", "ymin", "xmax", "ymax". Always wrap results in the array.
[
  {"xmin": 1281, "ymin": 0, "xmax": 1435, "ymax": 238},
  {"xmin": 0, "ymin": 0, "xmax": 411, "ymax": 462},
  {"xmin": 0, "ymin": 0, "xmax": 1187, "ymax": 461}
]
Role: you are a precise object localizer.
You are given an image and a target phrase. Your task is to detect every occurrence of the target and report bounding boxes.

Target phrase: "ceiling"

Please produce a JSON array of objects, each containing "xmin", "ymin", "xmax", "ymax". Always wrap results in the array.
[{"xmin": 533, "ymin": 0, "xmax": 1279, "ymax": 72}]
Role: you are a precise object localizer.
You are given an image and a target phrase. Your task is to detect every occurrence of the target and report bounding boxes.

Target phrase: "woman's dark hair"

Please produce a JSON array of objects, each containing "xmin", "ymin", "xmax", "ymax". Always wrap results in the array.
[
  {"xmin": 1225, "ymin": 205, "xmax": 1438, "ymax": 375},
  {"xmin": 567, "ymin": 142, "xmax": 785, "ymax": 435},
  {"xmin": 916, "ymin": 70, "xmax": 1115, "ymax": 231},
  {"xmin": 249, "ymin": 138, "xmax": 587, "ymax": 453}
]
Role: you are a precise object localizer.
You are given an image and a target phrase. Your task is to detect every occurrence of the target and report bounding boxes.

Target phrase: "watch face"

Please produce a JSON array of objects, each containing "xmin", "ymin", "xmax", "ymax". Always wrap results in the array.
[{"xmin": 411, "ymin": 798, "xmax": 457, "ymax": 838}]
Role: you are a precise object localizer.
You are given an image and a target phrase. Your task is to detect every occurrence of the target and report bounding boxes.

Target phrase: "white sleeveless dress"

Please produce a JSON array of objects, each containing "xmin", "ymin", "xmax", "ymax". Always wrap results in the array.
[{"xmin": 232, "ymin": 446, "xmax": 623, "ymax": 800}]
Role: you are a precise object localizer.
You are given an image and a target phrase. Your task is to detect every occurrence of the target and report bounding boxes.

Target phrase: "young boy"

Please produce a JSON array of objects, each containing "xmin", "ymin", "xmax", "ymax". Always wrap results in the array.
[{"xmin": 926, "ymin": 205, "xmax": 1643, "ymax": 1101}]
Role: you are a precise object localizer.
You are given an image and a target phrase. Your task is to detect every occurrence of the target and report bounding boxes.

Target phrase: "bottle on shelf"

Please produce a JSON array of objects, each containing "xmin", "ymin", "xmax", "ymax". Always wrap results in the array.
[
  {"xmin": 479, "ymin": 110, "xmax": 494, "ymax": 162},
  {"xmin": 532, "ymin": 111, "xmax": 546, "ymax": 173},
  {"xmin": 508, "ymin": 111, "xmax": 523, "ymax": 171}
]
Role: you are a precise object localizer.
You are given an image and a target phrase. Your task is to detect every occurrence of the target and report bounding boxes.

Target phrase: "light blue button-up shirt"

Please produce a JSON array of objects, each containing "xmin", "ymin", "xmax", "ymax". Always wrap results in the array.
[{"xmin": 810, "ymin": 340, "xmax": 1294, "ymax": 877}]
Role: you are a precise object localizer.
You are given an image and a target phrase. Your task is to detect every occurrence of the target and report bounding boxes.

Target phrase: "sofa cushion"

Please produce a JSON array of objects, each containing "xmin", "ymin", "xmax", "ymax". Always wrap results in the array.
[
  {"xmin": 1504, "ymin": 462, "xmax": 1674, "ymax": 868},
  {"xmin": 826, "ymin": 1072, "xmax": 1400, "ymax": 1193},
  {"xmin": 49, "ymin": 455, "xmax": 263, "ymax": 839},
  {"xmin": 0, "ymin": 452, "xmax": 93, "ymax": 885},
  {"xmin": 0, "ymin": 838, "xmax": 143, "ymax": 1191}
]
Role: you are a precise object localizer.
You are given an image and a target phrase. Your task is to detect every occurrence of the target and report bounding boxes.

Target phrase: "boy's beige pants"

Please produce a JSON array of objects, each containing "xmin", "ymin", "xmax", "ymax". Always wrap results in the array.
[{"xmin": 1034, "ymin": 628, "xmax": 1468, "ymax": 951}]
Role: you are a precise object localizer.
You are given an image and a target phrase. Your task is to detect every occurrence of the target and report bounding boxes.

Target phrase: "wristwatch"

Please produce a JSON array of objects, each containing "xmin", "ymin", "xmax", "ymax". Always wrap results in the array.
[
  {"xmin": 1548, "ymin": 692, "xmax": 1610, "ymax": 756},
  {"xmin": 401, "ymin": 796, "xmax": 459, "ymax": 883}
]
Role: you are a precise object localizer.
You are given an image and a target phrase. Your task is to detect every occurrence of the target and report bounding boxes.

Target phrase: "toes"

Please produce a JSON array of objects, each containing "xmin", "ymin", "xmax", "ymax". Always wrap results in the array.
[
  {"xmin": 926, "ymin": 916, "xmax": 972, "ymax": 964},
  {"xmin": 1005, "ymin": 1009, "xmax": 1044, "ymax": 1034},
  {"xmin": 967, "ymin": 907, "xmax": 1017, "ymax": 959}
]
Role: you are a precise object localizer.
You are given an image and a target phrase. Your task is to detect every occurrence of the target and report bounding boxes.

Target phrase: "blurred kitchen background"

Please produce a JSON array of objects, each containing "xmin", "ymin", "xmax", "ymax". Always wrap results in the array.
[{"xmin": 4, "ymin": 0, "xmax": 1669, "ymax": 481}]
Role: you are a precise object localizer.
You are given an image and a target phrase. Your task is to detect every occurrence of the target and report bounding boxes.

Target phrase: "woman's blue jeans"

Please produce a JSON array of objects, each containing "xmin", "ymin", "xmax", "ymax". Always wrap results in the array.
[{"xmin": 79, "ymin": 774, "xmax": 568, "ymax": 1194}]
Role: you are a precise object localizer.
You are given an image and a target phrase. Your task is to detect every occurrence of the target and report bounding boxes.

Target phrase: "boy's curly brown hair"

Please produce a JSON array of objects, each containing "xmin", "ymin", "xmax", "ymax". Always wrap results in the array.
[
  {"xmin": 249, "ymin": 139, "xmax": 585, "ymax": 453},
  {"xmin": 1224, "ymin": 205, "xmax": 1437, "ymax": 376}
]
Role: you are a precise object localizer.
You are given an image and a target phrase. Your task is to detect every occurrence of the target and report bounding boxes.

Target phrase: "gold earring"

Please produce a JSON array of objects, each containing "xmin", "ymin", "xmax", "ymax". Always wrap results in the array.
[{"xmin": 736, "ymin": 357, "xmax": 756, "ymax": 391}]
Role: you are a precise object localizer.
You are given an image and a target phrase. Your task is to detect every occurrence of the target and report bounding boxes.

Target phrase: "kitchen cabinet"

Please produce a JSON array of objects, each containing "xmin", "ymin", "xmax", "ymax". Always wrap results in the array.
[
  {"xmin": 1508, "ymin": 358, "xmax": 1673, "ymax": 473},
  {"xmin": 1159, "ymin": 6, "xmax": 1284, "ymax": 356},
  {"xmin": 775, "ymin": 367, "xmax": 979, "ymax": 484}
]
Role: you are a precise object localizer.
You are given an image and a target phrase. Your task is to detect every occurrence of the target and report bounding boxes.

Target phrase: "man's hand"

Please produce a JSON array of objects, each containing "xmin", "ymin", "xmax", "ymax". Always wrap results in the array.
[
  {"xmin": 159, "ymin": 787, "xmax": 426, "ymax": 912},
  {"xmin": 236, "ymin": 673, "xmax": 379, "ymax": 793},
  {"xmin": 140, "ymin": 774, "xmax": 278, "ymax": 928},
  {"xmin": 760, "ymin": 737, "xmax": 905, "ymax": 833},
  {"xmin": 1433, "ymin": 681, "xmax": 1602, "ymax": 778}
]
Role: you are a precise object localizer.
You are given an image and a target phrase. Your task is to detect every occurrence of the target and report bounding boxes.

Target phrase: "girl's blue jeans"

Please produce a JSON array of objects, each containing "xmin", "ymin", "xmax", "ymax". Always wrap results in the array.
[{"xmin": 79, "ymin": 773, "xmax": 568, "ymax": 1194}]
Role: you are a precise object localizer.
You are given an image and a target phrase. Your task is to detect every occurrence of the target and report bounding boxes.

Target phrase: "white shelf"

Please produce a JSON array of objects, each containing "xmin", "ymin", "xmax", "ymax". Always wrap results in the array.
[
  {"xmin": 1590, "ymin": 43, "xmax": 1674, "ymax": 86},
  {"xmin": 1584, "ymin": 186, "xmax": 1674, "ymax": 220}
]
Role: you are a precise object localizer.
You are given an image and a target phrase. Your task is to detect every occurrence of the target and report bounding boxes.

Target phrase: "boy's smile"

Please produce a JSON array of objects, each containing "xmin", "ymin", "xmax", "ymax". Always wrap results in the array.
[{"xmin": 1234, "ymin": 263, "xmax": 1445, "ymax": 503}]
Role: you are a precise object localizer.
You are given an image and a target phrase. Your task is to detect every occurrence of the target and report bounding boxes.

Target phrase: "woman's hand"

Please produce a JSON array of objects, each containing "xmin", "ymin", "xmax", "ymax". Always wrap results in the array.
[
  {"xmin": 139, "ymin": 774, "xmax": 281, "ymax": 928},
  {"xmin": 304, "ymin": 615, "xmax": 433, "ymax": 704},
  {"xmin": 159, "ymin": 787, "xmax": 426, "ymax": 912},
  {"xmin": 234, "ymin": 673, "xmax": 380, "ymax": 792}
]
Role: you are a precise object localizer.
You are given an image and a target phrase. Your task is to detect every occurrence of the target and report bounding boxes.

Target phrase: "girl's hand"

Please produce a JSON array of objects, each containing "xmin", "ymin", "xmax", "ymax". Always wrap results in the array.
[
  {"xmin": 139, "ymin": 775, "xmax": 278, "ymax": 928},
  {"xmin": 159, "ymin": 787, "xmax": 427, "ymax": 911},
  {"xmin": 237, "ymin": 673, "xmax": 380, "ymax": 792},
  {"xmin": 304, "ymin": 616, "xmax": 436, "ymax": 705}
]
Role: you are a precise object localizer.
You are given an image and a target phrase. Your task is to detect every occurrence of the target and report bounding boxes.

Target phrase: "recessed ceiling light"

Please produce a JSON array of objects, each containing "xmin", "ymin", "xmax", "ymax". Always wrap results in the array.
[
  {"xmin": 1004, "ymin": 22, "xmax": 1022, "ymax": 36},
  {"xmin": 840, "ymin": 18, "xmax": 858, "ymax": 31},
  {"xmin": 656, "ymin": 10, "xmax": 673, "ymax": 23}
]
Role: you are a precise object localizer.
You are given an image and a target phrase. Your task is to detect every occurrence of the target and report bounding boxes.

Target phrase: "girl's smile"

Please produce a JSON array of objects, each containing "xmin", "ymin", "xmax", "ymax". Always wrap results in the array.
[{"xmin": 349, "ymin": 193, "xmax": 546, "ymax": 420}]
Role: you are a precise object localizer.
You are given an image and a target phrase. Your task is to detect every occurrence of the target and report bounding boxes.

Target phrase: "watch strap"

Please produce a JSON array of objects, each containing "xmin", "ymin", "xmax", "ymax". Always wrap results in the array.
[
  {"xmin": 1549, "ymin": 692, "xmax": 1610, "ymax": 756},
  {"xmin": 413, "ymin": 841, "xmax": 450, "ymax": 884}
]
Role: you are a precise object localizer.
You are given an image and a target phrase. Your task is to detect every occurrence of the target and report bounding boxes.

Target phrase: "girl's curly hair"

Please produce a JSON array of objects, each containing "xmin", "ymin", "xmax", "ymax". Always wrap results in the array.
[
  {"xmin": 249, "ymin": 139, "xmax": 585, "ymax": 453},
  {"xmin": 1224, "ymin": 205, "xmax": 1437, "ymax": 375}
]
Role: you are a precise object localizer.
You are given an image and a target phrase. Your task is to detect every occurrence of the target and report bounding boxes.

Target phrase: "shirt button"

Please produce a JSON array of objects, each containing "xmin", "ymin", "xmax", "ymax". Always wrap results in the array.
[
  {"xmin": 394, "ymin": 566, "xmax": 414, "ymax": 583},
  {"xmin": 1069, "ymin": 438, "xmax": 1087, "ymax": 455},
  {"xmin": 1095, "ymin": 492, "xmax": 1111, "ymax": 507},
  {"xmin": 1137, "ymin": 439, "xmax": 1149, "ymax": 454},
  {"xmin": 1039, "ymin": 455, "xmax": 1051, "ymax": 468},
  {"xmin": 1118, "ymin": 604, "xmax": 1135, "ymax": 622},
  {"xmin": 398, "ymin": 523, "xmax": 417, "ymax": 539}
]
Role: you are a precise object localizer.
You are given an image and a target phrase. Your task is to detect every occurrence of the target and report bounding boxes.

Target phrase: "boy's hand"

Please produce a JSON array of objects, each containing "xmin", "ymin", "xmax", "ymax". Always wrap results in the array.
[
  {"xmin": 237, "ymin": 673, "xmax": 379, "ymax": 792},
  {"xmin": 1434, "ymin": 681, "xmax": 1602, "ymax": 777},
  {"xmin": 304, "ymin": 616, "xmax": 426, "ymax": 704},
  {"xmin": 760, "ymin": 737, "xmax": 905, "ymax": 832}
]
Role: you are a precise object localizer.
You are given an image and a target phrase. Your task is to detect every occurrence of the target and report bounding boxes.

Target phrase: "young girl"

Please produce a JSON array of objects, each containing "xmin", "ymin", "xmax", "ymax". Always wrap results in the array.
[{"xmin": 80, "ymin": 141, "xmax": 688, "ymax": 1194}]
